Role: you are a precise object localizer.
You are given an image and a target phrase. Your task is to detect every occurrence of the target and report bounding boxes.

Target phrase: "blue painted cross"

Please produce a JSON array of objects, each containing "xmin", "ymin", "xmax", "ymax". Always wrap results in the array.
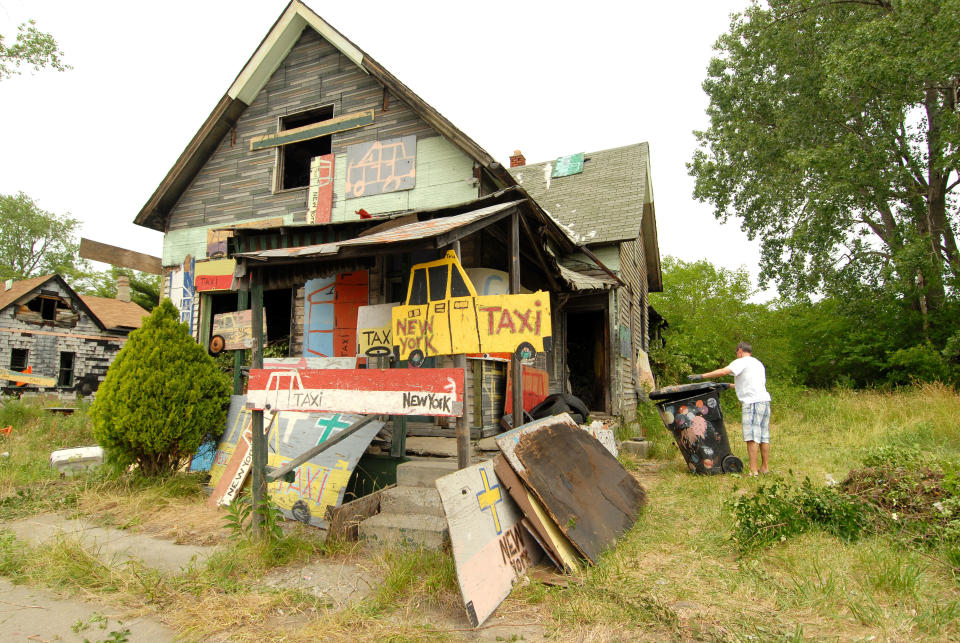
[
  {"xmin": 476, "ymin": 469, "xmax": 503, "ymax": 534},
  {"xmin": 315, "ymin": 413, "xmax": 353, "ymax": 444}
]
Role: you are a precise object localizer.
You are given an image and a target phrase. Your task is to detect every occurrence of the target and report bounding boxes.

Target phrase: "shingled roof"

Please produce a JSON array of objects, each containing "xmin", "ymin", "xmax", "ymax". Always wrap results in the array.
[
  {"xmin": 0, "ymin": 275, "xmax": 56, "ymax": 313},
  {"xmin": 508, "ymin": 143, "xmax": 652, "ymax": 246},
  {"xmin": 79, "ymin": 296, "xmax": 149, "ymax": 331}
]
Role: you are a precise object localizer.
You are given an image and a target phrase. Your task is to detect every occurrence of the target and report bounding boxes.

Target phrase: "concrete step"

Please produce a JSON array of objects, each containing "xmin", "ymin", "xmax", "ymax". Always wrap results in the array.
[
  {"xmin": 396, "ymin": 458, "xmax": 459, "ymax": 488},
  {"xmin": 621, "ymin": 438, "xmax": 651, "ymax": 458},
  {"xmin": 359, "ymin": 512, "xmax": 448, "ymax": 550},
  {"xmin": 380, "ymin": 485, "xmax": 445, "ymax": 517}
]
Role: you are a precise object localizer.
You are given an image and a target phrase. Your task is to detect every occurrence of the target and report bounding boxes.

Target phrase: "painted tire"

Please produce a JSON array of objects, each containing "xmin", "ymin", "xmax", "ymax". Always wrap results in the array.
[
  {"xmin": 514, "ymin": 341, "xmax": 536, "ymax": 361},
  {"xmin": 408, "ymin": 349, "xmax": 425, "ymax": 368},
  {"xmin": 208, "ymin": 335, "xmax": 226, "ymax": 356},
  {"xmin": 365, "ymin": 346, "xmax": 391, "ymax": 357},
  {"xmin": 721, "ymin": 454, "xmax": 743, "ymax": 474}
]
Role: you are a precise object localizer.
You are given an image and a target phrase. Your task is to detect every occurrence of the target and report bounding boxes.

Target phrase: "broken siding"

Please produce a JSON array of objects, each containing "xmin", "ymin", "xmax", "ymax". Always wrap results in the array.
[
  {"xmin": 165, "ymin": 29, "xmax": 476, "ymax": 266},
  {"xmin": 0, "ymin": 281, "xmax": 123, "ymax": 390}
]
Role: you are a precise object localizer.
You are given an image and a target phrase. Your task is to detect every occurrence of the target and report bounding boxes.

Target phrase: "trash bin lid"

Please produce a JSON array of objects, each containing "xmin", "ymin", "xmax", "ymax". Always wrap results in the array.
[{"xmin": 648, "ymin": 381, "xmax": 730, "ymax": 401}]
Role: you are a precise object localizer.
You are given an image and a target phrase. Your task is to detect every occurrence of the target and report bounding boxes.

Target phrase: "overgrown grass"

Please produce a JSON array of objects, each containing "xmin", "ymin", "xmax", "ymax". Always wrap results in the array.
[{"xmin": 0, "ymin": 385, "xmax": 958, "ymax": 640}]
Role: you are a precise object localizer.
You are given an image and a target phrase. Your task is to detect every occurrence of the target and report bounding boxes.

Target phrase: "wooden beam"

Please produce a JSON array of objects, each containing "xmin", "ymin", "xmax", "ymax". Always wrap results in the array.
[
  {"xmin": 509, "ymin": 212, "xmax": 524, "ymax": 426},
  {"xmin": 452, "ymin": 240, "xmax": 471, "ymax": 471},
  {"xmin": 79, "ymin": 238, "xmax": 162, "ymax": 275},
  {"xmin": 250, "ymin": 271, "xmax": 266, "ymax": 534},
  {"xmin": 0, "ymin": 369, "xmax": 57, "ymax": 387},
  {"xmin": 249, "ymin": 109, "xmax": 375, "ymax": 151},
  {"xmin": 266, "ymin": 415, "xmax": 379, "ymax": 482},
  {"xmin": 0, "ymin": 327, "xmax": 124, "ymax": 343}
]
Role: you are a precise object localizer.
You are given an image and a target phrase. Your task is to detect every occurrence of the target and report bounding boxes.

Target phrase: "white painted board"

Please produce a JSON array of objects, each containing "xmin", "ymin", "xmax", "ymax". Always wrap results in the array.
[{"xmin": 436, "ymin": 459, "xmax": 542, "ymax": 628}]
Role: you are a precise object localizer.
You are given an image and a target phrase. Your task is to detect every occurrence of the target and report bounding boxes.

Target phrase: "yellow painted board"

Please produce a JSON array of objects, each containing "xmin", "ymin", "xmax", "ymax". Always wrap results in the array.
[{"xmin": 0, "ymin": 369, "xmax": 57, "ymax": 387}]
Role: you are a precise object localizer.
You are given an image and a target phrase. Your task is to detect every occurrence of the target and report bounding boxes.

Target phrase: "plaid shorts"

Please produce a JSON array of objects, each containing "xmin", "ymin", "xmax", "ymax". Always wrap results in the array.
[{"xmin": 741, "ymin": 401, "xmax": 771, "ymax": 443}]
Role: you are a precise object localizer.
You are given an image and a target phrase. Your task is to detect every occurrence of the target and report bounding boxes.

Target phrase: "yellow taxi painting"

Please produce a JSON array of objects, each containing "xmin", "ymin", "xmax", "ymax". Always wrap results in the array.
[{"xmin": 392, "ymin": 251, "xmax": 552, "ymax": 367}]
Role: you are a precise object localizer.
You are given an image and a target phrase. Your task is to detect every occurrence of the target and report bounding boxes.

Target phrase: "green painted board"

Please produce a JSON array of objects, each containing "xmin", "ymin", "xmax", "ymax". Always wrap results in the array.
[
  {"xmin": 552, "ymin": 152, "xmax": 584, "ymax": 178},
  {"xmin": 249, "ymin": 110, "xmax": 375, "ymax": 151}
]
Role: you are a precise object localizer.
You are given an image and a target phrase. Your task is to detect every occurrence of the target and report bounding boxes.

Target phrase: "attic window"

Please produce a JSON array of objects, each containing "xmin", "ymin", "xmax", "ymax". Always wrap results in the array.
[
  {"xmin": 17, "ymin": 295, "xmax": 78, "ymax": 328},
  {"xmin": 278, "ymin": 105, "xmax": 335, "ymax": 190}
]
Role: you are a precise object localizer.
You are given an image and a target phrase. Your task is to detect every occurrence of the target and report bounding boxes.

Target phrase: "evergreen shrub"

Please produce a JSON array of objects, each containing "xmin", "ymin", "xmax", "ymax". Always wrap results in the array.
[{"xmin": 90, "ymin": 300, "xmax": 231, "ymax": 475}]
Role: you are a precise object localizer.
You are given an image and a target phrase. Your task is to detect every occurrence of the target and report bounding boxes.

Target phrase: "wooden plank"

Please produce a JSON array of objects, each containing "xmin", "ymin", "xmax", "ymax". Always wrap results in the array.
[
  {"xmin": 513, "ymin": 422, "xmax": 648, "ymax": 564},
  {"xmin": 264, "ymin": 414, "xmax": 378, "ymax": 483},
  {"xmin": 325, "ymin": 484, "xmax": 394, "ymax": 541},
  {"xmin": 249, "ymin": 109, "xmax": 374, "ymax": 151},
  {"xmin": 494, "ymin": 413, "xmax": 581, "ymax": 475},
  {"xmin": 246, "ymin": 368, "xmax": 464, "ymax": 417},
  {"xmin": 504, "ymin": 365, "xmax": 550, "ymax": 416},
  {"xmin": 194, "ymin": 259, "xmax": 236, "ymax": 292},
  {"xmin": 436, "ymin": 460, "xmax": 542, "ymax": 628},
  {"xmin": 493, "ymin": 455, "xmax": 581, "ymax": 574},
  {"xmin": 79, "ymin": 238, "xmax": 162, "ymax": 275},
  {"xmin": 0, "ymin": 327, "xmax": 124, "ymax": 344},
  {"xmin": 0, "ymin": 369, "xmax": 57, "ymax": 387}
]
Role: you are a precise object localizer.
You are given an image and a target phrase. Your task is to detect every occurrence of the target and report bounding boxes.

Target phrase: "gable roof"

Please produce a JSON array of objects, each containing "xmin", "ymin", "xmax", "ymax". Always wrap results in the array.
[
  {"xmin": 0, "ymin": 274, "xmax": 113, "ymax": 332},
  {"xmin": 0, "ymin": 275, "xmax": 56, "ymax": 313},
  {"xmin": 79, "ymin": 296, "xmax": 149, "ymax": 331},
  {"xmin": 508, "ymin": 142, "xmax": 662, "ymax": 291},
  {"xmin": 134, "ymin": 0, "xmax": 516, "ymax": 232}
]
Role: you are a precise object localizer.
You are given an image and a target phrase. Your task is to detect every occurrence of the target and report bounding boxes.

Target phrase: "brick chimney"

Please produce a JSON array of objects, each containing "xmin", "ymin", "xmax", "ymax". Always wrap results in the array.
[
  {"xmin": 116, "ymin": 275, "xmax": 131, "ymax": 303},
  {"xmin": 509, "ymin": 150, "xmax": 526, "ymax": 168}
]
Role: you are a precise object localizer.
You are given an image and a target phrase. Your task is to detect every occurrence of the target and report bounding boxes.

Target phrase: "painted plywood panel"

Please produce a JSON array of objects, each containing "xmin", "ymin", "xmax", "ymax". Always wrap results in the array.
[
  {"xmin": 307, "ymin": 154, "xmax": 335, "ymax": 224},
  {"xmin": 345, "ymin": 135, "xmax": 416, "ymax": 198},
  {"xmin": 356, "ymin": 303, "xmax": 397, "ymax": 357},
  {"xmin": 206, "ymin": 397, "xmax": 382, "ymax": 526},
  {"xmin": 436, "ymin": 460, "xmax": 542, "ymax": 627},
  {"xmin": 504, "ymin": 365, "xmax": 550, "ymax": 416},
  {"xmin": 246, "ymin": 368, "xmax": 464, "ymax": 417},
  {"xmin": 303, "ymin": 272, "xmax": 368, "ymax": 358},
  {"xmin": 166, "ymin": 256, "xmax": 195, "ymax": 326},
  {"xmin": 195, "ymin": 259, "xmax": 236, "ymax": 292},
  {"xmin": 212, "ymin": 310, "xmax": 267, "ymax": 351},
  {"xmin": 330, "ymin": 137, "xmax": 476, "ymax": 222}
]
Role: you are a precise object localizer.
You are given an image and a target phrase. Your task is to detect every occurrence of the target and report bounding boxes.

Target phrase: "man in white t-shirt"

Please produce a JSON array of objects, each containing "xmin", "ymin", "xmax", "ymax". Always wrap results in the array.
[{"xmin": 688, "ymin": 342, "xmax": 771, "ymax": 476}]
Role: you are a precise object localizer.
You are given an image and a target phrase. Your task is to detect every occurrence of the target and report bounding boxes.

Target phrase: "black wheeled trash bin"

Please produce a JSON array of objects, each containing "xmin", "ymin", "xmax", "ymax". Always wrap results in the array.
[{"xmin": 648, "ymin": 382, "xmax": 743, "ymax": 475}]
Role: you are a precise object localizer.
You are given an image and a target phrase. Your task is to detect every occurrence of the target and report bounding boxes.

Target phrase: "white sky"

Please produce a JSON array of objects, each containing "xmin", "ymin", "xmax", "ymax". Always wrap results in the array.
[{"xmin": 0, "ymin": 0, "xmax": 767, "ymax": 296}]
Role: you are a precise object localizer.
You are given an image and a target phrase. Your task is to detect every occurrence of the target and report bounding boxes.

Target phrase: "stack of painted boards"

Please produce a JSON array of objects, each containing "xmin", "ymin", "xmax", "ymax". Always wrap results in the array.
[{"xmin": 435, "ymin": 413, "xmax": 648, "ymax": 628}]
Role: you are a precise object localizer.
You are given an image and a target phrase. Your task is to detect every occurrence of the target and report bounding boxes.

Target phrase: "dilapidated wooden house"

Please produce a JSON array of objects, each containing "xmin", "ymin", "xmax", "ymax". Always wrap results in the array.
[
  {"xmin": 0, "ymin": 275, "xmax": 148, "ymax": 395},
  {"xmin": 133, "ymin": 0, "xmax": 661, "ymax": 424}
]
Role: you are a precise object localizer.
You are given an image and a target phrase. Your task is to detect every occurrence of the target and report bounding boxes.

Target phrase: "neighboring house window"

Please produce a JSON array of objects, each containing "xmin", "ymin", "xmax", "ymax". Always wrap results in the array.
[
  {"xmin": 278, "ymin": 105, "xmax": 335, "ymax": 190},
  {"xmin": 57, "ymin": 352, "xmax": 75, "ymax": 387},
  {"xmin": 10, "ymin": 349, "xmax": 28, "ymax": 371}
]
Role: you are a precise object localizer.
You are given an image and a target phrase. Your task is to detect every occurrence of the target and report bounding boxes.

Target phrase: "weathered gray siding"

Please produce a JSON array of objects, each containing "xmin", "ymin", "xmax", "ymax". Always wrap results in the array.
[{"xmin": 167, "ymin": 29, "xmax": 442, "ymax": 234}]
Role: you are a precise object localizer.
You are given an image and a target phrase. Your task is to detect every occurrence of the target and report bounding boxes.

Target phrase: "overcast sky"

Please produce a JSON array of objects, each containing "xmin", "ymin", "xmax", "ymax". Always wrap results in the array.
[{"xmin": 0, "ymin": 0, "xmax": 766, "ymax": 295}]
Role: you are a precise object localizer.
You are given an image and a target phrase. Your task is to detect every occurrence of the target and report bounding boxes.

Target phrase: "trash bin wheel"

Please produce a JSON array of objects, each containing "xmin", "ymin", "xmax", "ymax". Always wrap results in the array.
[
  {"xmin": 209, "ymin": 335, "xmax": 226, "ymax": 356},
  {"xmin": 721, "ymin": 454, "xmax": 743, "ymax": 474}
]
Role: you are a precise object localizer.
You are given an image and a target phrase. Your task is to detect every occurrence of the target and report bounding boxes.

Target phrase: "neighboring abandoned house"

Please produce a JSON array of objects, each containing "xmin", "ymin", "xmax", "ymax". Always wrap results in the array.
[
  {"xmin": 0, "ymin": 275, "xmax": 148, "ymax": 395},
  {"xmin": 132, "ymin": 0, "xmax": 662, "ymax": 423},
  {"xmin": 508, "ymin": 144, "xmax": 662, "ymax": 418}
]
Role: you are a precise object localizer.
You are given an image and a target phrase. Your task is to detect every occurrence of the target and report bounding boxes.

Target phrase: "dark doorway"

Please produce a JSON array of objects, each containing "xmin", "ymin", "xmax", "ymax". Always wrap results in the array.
[
  {"xmin": 566, "ymin": 310, "xmax": 608, "ymax": 413},
  {"xmin": 209, "ymin": 288, "xmax": 293, "ymax": 348}
]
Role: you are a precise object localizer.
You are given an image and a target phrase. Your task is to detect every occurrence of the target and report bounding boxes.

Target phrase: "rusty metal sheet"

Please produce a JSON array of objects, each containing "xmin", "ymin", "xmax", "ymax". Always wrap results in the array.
[
  {"xmin": 436, "ymin": 459, "xmax": 542, "ymax": 627},
  {"xmin": 237, "ymin": 201, "xmax": 523, "ymax": 261},
  {"xmin": 513, "ymin": 422, "xmax": 647, "ymax": 564}
]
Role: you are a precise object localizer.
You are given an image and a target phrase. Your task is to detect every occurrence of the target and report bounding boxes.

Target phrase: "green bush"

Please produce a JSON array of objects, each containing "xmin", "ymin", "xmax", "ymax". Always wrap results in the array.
[{"xmin": 90, "ymin": 300, "xmax": 230, "ymax": 475}]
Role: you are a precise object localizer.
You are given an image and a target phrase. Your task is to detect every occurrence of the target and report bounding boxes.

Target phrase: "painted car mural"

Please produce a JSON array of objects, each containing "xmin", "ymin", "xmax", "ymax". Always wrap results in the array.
[{"xmin": 392, "ymin": 251, "xmax": 552, "ymax": 367}]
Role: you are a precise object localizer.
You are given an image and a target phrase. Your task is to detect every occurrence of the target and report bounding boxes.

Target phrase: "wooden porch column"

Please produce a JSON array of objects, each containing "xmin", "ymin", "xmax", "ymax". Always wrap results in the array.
[
  {"xmin": 452, "ymin": 240, "xmax": 471, "ymax": 470},
  {"xmin": 249, "ymin": 270, "xmax": 266, "ymax": 534},
  {"xmin": 509, "ymin": 211, "xmax": 524, "ymax": 427},
  {"xmin": 232, "ymin": 287, "xmax": 249, "ymax": 395}
]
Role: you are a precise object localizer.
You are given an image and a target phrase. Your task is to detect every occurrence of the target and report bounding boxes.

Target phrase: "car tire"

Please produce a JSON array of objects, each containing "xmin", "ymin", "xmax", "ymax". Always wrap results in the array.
[
  {"xmin": 209, "ymin": 335, "xmax": 226, "ymax": 356},
  {"xmin": 529, "ymin": 394, "xmax": 568, "ymax": 420}
]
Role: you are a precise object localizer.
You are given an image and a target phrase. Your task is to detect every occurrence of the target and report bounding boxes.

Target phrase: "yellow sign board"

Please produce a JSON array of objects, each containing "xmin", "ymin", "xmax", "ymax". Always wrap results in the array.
[{"xmin": 0, "ymin": 369, "xmax": 57, "ymax": 387}]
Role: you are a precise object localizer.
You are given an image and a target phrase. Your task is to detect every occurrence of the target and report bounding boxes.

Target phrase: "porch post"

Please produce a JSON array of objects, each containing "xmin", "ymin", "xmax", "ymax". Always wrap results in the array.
[
  {"xmin": 232, "ymin": 287, "xmax": 249, "ymax": 395},
  {"xmin": 250, "ymin": 270, "xmax": 266, "ymax": 534},
  {"xmin": 509, "ymin": 210, "xmax": 524, "ymax": 427},
  {"xmin": 452, "ymin": 240, "xmax": 470, "ymax": 470}
]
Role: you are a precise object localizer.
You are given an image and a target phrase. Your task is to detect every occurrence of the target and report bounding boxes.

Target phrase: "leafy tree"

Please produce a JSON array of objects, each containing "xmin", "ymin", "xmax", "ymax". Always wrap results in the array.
[
  {"xmin": 90, "ymin": 300, "xmax": 231, "ymax": 476},
  {"xmin": 690, "ymin": 0, "xmax": 960, "ymax": 330},
  {"xmin": 649, "ymin": 257, "xmax": 797, "ymax": 384},
  {"xmin": 89, "ymin": 267, "xmax": 161, "ymax": 312},
  {"xmin": 0, "ymin": 192, "xmax": 90, "ymax": 282},
  {"xmin": 0, "ymin": 20, "xmax": 69, "ymax": 80}
]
